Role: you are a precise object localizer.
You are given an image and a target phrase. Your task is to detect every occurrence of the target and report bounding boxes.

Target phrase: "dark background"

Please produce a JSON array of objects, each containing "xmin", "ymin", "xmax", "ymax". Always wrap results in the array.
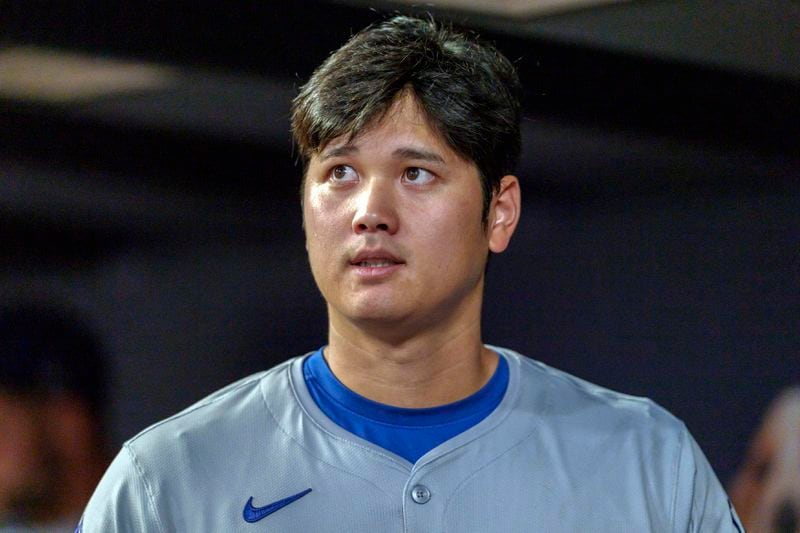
[{"xmin": 2, "ymin": 0, "xmax": 798, "ymax": 485}]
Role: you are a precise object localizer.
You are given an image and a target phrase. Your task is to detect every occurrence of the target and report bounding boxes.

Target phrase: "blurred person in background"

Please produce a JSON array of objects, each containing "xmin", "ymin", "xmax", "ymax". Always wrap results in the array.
[
  {"xmin": 0, "ymin": 305, "xmax": 110, "ymax": 532},
  {"xmin": 730, "ymin": 387, "xmax": 800, "ymax": 533}
]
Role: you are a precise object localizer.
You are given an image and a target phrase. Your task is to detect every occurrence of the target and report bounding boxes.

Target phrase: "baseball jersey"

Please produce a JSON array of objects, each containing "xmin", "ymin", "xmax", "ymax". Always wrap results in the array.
[{"xmin": 79, "ymin": 347, "xmax": 743, "ymax": 532}]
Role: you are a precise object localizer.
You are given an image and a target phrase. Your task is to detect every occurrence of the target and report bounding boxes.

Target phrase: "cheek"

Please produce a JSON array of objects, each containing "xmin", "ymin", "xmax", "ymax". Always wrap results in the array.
[
  {"xmin": 415, "ymin": 198, "xmax": 487, "ymax": 266},
  {"xmin": 441, "ymin": 194, "xmax": 484, "ymax": 234},
  {"xmin": 303, "ymin": 191, "xmax": 332, "ymax": 244},
  {"xmin": 303, "ymin": 190, "xmax": 347, "ymax": 276}
]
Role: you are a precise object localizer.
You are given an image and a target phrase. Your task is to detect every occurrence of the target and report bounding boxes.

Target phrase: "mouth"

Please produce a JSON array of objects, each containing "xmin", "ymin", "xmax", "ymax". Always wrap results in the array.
[
  {"xmin": 349, "ymin": 250, "xmax": 405, "ymax": 276},
  {"xmin": 352, "ymin": 259, "xmax": 401, "ymax": 268}
]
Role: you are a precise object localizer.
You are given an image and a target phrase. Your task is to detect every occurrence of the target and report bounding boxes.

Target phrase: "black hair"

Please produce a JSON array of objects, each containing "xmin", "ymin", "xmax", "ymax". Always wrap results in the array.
[
  {"xmin": 291, "ymin": 15, "xmax": 522, "ymax": 220},
  {"xmin": 0, "ymin": 304, "xmax": 107, "ymax": 421}
]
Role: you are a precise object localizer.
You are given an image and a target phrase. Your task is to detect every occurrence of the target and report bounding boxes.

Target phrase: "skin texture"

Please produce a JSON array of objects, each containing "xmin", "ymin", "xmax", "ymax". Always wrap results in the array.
[{"xmin": 303, "ymin": 93, "xmax": 520, "ymax": 408}]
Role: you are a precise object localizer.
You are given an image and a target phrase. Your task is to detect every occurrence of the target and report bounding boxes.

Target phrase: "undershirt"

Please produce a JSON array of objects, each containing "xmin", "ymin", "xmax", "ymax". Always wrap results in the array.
[{"xmin": 302, "ymin": 347, "xmax": 509, "ymax": 464}]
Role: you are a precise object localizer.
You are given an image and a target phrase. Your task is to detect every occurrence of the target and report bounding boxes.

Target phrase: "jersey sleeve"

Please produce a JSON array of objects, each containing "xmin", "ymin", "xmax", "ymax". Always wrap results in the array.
[
  {"xmin": 672, "ymin": 424, "xmax": 745, "ymax": 533},
  {"xmin": 78, "ymin": 444, "xmax": 165, "ymax": 533}
]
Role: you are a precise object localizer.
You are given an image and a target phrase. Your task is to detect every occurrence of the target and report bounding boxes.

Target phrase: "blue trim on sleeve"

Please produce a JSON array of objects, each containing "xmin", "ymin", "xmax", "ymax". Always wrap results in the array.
[{"xmin": 303, "ymin": 347, "xmax": 509, "ymax": 463}]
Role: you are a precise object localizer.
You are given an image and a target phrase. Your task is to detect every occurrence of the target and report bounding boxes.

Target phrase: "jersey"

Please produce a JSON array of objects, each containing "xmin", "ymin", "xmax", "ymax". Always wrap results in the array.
[{"xmin": 79, "ymin": 347, "xmax": 744, "ymax": 532}]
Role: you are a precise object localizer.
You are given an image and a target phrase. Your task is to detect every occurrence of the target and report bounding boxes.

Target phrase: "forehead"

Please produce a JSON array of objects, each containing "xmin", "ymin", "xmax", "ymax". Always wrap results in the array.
[{"xmin": 314, "ymin": 92, "xmax": 456, "ymax": 161}]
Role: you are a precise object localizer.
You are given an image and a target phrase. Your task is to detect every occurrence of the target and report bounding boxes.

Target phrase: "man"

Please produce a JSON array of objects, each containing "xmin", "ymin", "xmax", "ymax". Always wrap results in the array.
[
  {"xmin": 0, "ymin": 305, "xmax": 109, "ymax": 532},
  {"xmin": 80, "ymin": 15, "xmax": 743, "ymax": 531}
]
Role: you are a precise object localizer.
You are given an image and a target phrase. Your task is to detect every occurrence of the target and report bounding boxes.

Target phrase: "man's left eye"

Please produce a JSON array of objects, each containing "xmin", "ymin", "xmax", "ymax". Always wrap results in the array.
[{"xmin": 403, "ymin": 167, "xmax": 435, "ymax": 185}]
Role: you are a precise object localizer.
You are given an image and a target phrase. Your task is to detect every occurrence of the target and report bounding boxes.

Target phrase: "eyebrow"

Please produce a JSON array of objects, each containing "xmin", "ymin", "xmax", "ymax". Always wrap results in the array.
[
  {"xmin": 319, "ymin": 145, "xmax": 358, "ymax": 161},
  {"xmin": 319, "ymin": 145, "xmax": 446, "ymax": 164},
  {"xmin": 392, "ymin": 147, "xmax": 445, "ymax": 164}
]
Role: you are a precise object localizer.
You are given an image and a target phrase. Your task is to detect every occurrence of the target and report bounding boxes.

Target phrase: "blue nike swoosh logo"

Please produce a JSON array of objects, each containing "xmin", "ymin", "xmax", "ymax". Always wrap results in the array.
[{"xmin": 243, "ymin": 488, "xmax": 312, "ymax": 523}]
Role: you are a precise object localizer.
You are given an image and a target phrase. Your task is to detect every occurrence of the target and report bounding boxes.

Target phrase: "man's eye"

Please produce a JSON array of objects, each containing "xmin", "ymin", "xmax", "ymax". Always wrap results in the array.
[
  {"xmin": 403, "ymin": 167, "xmax": 435, "ymax": 185},
  {"xmin": 330, "ymin": 165, "xmax": 358, "ymax": 183}
]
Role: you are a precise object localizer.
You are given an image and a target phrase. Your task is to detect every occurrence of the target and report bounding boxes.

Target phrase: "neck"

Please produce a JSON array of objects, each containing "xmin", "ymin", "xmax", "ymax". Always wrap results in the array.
[{"xmin": 325, "ymin": 308, "xmax": 497, "ymax": 408}]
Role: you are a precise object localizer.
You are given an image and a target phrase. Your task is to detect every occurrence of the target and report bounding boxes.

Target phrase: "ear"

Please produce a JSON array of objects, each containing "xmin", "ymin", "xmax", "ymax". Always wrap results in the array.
[{"xmin": 487, "ymin": 175, "xmax": 521, "ymax": 253}]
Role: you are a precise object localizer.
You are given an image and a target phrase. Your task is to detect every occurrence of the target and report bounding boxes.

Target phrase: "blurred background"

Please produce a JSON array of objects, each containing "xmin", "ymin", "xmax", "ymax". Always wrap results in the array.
[{"xmin": 1, "ymin": 0, "xmax": 798, "ymax": 528}]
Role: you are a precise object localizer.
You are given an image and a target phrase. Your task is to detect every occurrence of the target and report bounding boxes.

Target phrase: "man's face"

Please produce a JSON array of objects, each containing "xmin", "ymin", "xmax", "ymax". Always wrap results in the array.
[{"xmin": 303, "ymin": 94, "xmax": 507, "ymax": 336}]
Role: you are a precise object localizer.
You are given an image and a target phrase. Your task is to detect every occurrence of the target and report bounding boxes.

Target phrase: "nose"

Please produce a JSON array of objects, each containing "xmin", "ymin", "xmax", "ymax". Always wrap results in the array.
[{"xmin": 352, "ymin": 178, "xmax": 398, "ymax": 234}]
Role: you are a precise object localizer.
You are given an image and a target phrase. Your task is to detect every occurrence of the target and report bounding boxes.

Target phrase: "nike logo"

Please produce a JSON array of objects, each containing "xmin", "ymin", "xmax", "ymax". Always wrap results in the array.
[{"xmin": 243, "ymin": 488, "xmax": 312, "ymax": 523}]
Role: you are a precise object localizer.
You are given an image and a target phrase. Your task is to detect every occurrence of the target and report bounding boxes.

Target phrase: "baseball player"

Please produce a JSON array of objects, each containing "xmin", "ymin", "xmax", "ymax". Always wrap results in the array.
[{"xmin": 79, "ymin": 15, "xmax": 743, "ymax": 532}]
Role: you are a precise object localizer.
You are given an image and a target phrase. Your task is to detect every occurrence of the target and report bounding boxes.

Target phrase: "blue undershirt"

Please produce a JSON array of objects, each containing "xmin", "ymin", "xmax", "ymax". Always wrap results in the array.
[{"xmin": 302, "ymin": 347, "xmax": 509, "ymax": 464}]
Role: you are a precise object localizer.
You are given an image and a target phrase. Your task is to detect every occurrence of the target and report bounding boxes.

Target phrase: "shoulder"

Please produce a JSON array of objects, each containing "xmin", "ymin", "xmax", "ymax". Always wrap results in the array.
[
  {"xmin": 80, "ymin": 356, "xmax": 307, "ymax": 531},
  {"xmin": 500, "ymin": 346, "xmax": 684, "ymax": 434},
  {"xmin": 495, "ymin": 346, "xmax": 689, "ymax": 486},
  {"xmin": 126, "ymin": 356, "xmax": 299, "ymax": 456},
  {"xmin": 493, "ymin": 348, "xmax": 691, "ymax": 528},
  {"xmin": 485, "ymin": 347, "xmax": 741, "ymax": 531}
]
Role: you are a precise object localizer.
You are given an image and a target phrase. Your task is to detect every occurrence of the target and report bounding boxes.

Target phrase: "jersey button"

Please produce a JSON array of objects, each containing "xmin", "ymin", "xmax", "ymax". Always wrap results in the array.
[{"xmin": 411, "ymin": 484, "xmax": 431, "ymax": 504}]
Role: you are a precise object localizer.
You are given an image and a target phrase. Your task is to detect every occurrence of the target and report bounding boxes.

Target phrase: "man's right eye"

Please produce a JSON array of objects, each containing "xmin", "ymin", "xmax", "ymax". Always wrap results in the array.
[{"xmin": 330, "ymin": 165, "xmax": 358, "ymax": 183}]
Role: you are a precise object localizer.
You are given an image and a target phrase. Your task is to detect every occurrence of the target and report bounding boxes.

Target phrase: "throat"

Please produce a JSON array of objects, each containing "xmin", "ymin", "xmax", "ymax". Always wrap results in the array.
[{"xmin": 322, "ymin": 341, "xmax": 498, "ymax": 408}]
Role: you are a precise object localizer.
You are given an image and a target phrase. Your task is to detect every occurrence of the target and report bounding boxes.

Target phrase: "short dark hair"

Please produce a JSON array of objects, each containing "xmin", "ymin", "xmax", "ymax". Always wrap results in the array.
[
  {"xmin": 0, "ymin": 304, "xmax": 107, "ymax": 420},
  {"xmin": 291, "ymin": 15, "xmax": 522, "ymax": 220}
]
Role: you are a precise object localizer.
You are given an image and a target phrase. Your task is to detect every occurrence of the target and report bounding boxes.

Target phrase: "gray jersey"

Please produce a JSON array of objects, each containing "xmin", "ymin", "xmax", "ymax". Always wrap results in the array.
[{"xmin": 80, "ymin": 347, "xmax": 743, "ymax": 532}]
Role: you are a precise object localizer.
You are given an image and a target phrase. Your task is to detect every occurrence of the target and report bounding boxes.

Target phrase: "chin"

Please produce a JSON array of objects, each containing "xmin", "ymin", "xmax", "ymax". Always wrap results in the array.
[
  {"xmin": 335, "ymin": 297, "xmax": 418, "ymax": 326},
  {"xmin": 348, "ymin": 304, "xmax": 412, "ymax": 325}
]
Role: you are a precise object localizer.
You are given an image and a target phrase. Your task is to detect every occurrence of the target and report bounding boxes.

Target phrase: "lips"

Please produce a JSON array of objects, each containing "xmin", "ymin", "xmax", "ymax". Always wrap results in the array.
[
  {"xmin": 349, "ymin": 249, "xmax": 404, "ymax": 267},
  {"xmin": 348, "ymin": 249, "xmax": 405, "ymax": 280},
  {"xmin": 354, "ymin": 259, "xmax": 397, "ymax": 267}
]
